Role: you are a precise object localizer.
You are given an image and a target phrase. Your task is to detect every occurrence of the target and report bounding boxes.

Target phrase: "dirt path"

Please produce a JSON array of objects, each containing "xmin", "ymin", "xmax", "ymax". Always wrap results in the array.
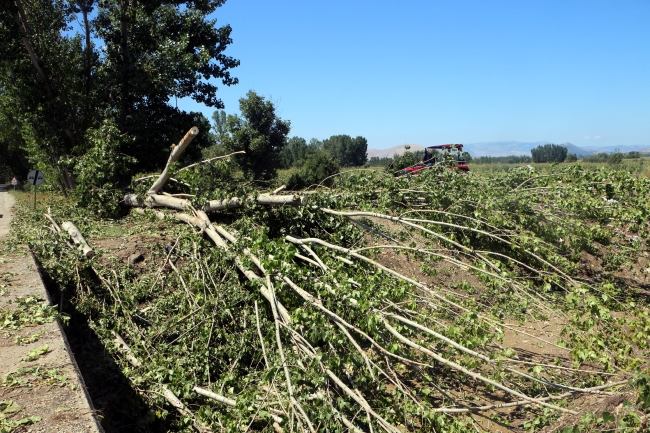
[{"xmin": 0, "ymin": 191, "xmax": 102, "ymax": 432}]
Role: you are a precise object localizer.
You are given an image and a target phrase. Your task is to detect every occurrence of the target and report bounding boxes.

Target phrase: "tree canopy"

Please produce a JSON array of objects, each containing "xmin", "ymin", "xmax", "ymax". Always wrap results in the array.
[
  {"xmin": 322, "ymin": 134, "xmax": 368, "ymax": 167},
  {"xmin": 0, "ymin": 0, "xmax": 238, "ymax": 189},
  {"xmin": 279, "ymin": 137, "xmax": 322, "ymax": 168},
  {"xmin": 530, "ymin": 144, "xmax": 568, "ymax": 163},
  {"xmin": 221, "ymin": 91, "xmax": 291, "ymax": 181}
]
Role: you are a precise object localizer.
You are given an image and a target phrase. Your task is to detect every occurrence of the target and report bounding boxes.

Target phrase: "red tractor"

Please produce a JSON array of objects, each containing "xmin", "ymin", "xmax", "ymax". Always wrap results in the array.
[{"xmin": 398, "ymin": 144, "xmax": 469, "ymax": 176}]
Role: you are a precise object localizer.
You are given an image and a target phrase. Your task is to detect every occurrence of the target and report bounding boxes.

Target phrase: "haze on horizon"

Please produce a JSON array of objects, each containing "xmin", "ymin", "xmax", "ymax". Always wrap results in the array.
[{"xmin": 177, "ymin": 0, "xmax": 650, "ymax": 151}]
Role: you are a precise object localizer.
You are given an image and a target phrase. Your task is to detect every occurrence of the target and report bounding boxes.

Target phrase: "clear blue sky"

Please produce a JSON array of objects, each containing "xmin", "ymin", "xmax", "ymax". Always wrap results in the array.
[{"xmin": 177, "ymin": 0, "xmax": 650, "ymax": 150}]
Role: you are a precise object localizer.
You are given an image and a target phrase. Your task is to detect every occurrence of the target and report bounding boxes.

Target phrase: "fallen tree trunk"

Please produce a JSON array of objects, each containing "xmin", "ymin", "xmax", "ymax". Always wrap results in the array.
[
  {"xmin": 144, "ymin": 194, "xmax": 191, "ymax": 211},
  {"xmin": 122, "ymin": 193, "xmax": 307, "ymax": 213},
  {"xmin": 122, "ymin": 194, "xmax": 190, "ymax": 211},
  {"xmin": 203, "ymin": 194, "xmax": 308, "ymax": 212}
]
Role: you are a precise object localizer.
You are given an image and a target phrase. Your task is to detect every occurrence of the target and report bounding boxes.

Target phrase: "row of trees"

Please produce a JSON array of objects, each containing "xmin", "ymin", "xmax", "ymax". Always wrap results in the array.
[
  {"xmin": 471, "ymin": 155, "xmax": 531, "ymax": 164},
  {"xmin": 1, "ymin": 0, "xmax": 238, "ymax": 190},
  {"xmin": 582, "ymin": 151, "xmax": 647, "ymax": 164},
  {"xmin": 530, "ymin": 144, "xmax": 647, "ymax": 165},
  {"xmin": 277, "ymin": 134, "xmax": 368, "ymax": 169}
]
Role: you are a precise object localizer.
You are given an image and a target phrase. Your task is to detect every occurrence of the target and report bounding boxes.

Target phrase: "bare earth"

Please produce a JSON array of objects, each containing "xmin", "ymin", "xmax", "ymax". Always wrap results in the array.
[{"xmin": 0, "ymin": 191, "xmax": 102, "ymax": 433}]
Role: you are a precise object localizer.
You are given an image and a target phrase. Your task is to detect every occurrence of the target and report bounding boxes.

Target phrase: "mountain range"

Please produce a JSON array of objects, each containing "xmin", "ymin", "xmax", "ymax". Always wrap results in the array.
[{"xmin": 367, "ymin": 142, "xmax": 650, "ymax": 159}]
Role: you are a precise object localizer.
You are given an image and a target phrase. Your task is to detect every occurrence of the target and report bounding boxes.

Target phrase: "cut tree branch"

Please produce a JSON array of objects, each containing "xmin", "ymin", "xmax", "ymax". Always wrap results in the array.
[{"xmin": 148, "ymin": 127, "xmax": 200, "ymax": 195}]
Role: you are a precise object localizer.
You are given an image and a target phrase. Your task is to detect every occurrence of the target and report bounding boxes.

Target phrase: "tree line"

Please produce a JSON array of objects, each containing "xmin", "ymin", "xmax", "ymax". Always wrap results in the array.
[
  {"xmin": 206, "ymin": 107, "xmax": 367, "ymax": 189},
  {"xmin": 471, "ymin": 155, "xmax": 531, "ymax": 164},
  {"xmin": 277, "ymin": 134, "xmax": 368, "ymax": 169},
  {"xmin": 529, "ymin": 144, "xmax": 647, "ymax": 164},
  {"xmin": 582, "ymin": 151, "xmax": 646, "ymax": 164}
]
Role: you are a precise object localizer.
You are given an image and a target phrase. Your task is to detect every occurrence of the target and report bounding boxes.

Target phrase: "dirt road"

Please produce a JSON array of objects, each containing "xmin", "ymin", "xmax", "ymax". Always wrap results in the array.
[{"xmin": 0, "ymin": 191, "xmax": 102, "ymax": 432}]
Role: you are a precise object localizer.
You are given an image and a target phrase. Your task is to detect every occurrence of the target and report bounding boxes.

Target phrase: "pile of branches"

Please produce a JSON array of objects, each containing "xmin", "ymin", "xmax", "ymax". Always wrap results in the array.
[{"xmin": 30, "ymin": 128, "xmax": 650, "ymax": 432}]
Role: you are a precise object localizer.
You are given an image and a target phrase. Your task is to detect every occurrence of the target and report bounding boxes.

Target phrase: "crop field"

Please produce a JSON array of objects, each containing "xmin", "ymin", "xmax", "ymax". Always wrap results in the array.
[
  {"xmin": 468, "ymin": 157, "xmax": 650, "ymax": 177},
  {"xmin": 3, "ymin": 155, "xmax": 650, "ymax": 432}
]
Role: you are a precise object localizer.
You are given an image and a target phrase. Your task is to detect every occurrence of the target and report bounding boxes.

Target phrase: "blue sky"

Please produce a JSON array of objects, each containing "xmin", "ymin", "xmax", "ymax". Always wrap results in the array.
[{"xmin": 176, "ymin": 1, "xmax": 649, "ymax": 150}]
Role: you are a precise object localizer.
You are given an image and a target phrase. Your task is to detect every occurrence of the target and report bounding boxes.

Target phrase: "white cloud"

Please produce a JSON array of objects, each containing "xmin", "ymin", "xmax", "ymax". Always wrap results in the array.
[
  {"xmin": 583, "ymin": 136, "xmax": 590, "ymax": 140},
  {"xmin": 582, "ymin": 135, "xmax": 602, "ymax": 140},
  {"xmin": 593, "ymin": 135, "xmax": 601, "ymax": 140}
]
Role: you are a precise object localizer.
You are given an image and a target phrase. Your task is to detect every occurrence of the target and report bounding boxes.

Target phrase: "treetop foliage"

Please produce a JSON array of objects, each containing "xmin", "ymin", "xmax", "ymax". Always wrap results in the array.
[
  {"xmin": 277, "ymin": 134, "xmax": 369, "ymax": 170},
  {"xmin": 221, "ymin": 91, "xmax": 291, "ymax": 181},
  {"xmin": 286, "ymin": 150, "xmax": 340, "ymax": 189},
  {"xmin": 279, "ymin": 137, "xmax": 320, "ymax": 169}
]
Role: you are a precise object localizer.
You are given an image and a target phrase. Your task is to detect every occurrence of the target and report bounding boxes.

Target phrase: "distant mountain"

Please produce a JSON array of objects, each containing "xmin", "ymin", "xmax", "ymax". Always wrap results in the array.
[
  {"xmin": 463, "ymin": 141, "xmax": 549, "ymax": 157},
  {"xmin": 367, "ymin": 144, "xmax": 425, "ymax": 159},
  {"xmin": 366, "ymin": 142, "xmax": 648, "ymax": 159},
  {"xmin": 582, "ymin": 144, "xmax": 650, "ymax": 154},
  {"xmin": 563, "ymin": 143, "xmax": 594, "ymax": 157}
]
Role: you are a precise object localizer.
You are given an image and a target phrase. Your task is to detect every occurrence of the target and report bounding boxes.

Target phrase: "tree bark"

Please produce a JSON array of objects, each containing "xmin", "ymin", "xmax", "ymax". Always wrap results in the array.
[
  {"xmin": 144, "ymin": 194, "xmax": 191, "ymax": 211},
  {"xmin": 147, "ymin": 127, "xmax": 200, "ymax": 195},
  {"xmin": 203, "ymin": 194, "xmax": 307, "ymax": 212},
  {"xmin": 61, "ymin": 221, "xmax": 94, "ymax": 257}
]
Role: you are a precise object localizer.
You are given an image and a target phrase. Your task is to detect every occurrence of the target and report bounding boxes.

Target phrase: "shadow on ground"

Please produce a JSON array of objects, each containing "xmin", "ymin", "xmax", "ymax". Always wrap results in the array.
[{"xmin": 35, "ymin": 256, "xmax": 172, "ymax": 433}]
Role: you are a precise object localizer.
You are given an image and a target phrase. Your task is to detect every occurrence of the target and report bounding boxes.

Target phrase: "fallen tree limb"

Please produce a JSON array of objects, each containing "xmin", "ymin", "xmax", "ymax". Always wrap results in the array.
[
  {"xmin": 433, "ymin": 380, "xmax": 627, "ymax": 413},
  {"xmin": 192, "ymin": 386, "xmax": 284, "ymax": 424},
  {"xmin": 61, "ymin": 221, "xmax": 94, "ymax": 257},
  {"xmin": 112, "ymin": 331, "xmax": 142, "ymax": 367},
  {"xmin": 148, "ymin": 127, "xmax": 200, "ymax": 195},
  {"xmin": 383, "ymin": 312, "xmax": 609, "ymax": 395},
  {"xmin": 380, "ymin": 318, "xmax": 577, "ymax": 415},
  {"xmin": 289, "ymin": 236, "xmax": 570, "ymax": 351},
  {"xmin": 163, "ymin": 385, "xmax": 211, "ymax": 433},
  {"xmin": 44, "ymin": 212, "xmax": 61, "ymax": 233},
  {"xmin": 272, "ymin": 185, "xmax": 286, "ymax": 194},
  {"xmin": 268, "ymin": 277, "xmax": 315, "ymax": 432},
  {"xmin": 173, "ymin": 151, "xmax": 246, "ymax": 175}
]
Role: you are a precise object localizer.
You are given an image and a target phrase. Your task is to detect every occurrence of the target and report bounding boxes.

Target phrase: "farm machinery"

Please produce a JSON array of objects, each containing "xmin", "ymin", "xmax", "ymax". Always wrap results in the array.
[{"xmin": 397, "ymin": 144, "xmax": 469, "ymax": 176}]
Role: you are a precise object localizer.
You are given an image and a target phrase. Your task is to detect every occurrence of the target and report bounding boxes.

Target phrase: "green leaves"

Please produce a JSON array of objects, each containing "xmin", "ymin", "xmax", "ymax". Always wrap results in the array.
[
  {"xmin": 0, "ymin": 400, "xmax": 41, "ymax": 433},
  {"xmin": 22, "ymin": 344, "xmax": 49, "ymax": 362},
  {"xmin": 0, "ymin": 296, "xmax": 58, "ymax": 330},
  {"xmin": 630, "ymin": 373, "xmax": 650, "ymax": 410}
]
